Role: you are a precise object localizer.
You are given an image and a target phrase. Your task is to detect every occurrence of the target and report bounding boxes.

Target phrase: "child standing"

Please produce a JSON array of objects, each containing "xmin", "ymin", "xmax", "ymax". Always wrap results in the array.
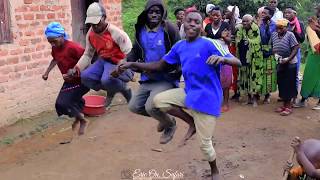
[{"xmin": 43, "ymin": 22, "xmax": 90, "ymax": 135}]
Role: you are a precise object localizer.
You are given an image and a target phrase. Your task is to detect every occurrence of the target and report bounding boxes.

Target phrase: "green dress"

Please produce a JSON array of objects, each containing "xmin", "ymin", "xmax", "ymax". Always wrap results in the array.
[
  {"xmin": 236, "ymin": 23, "xmax": 264, "ymax": 95},
  {"xmin": 261, "ymin": 44, "xmax": 277, "ymax": 95},
  {"xmin": 300, "ymin": 49, "xmax": 320, "ymax": 98}
]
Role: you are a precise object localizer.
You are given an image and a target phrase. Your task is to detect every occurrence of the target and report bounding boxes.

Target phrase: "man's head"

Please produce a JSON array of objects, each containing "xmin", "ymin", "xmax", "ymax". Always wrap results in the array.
[
  {"xmin": 284, "ymin": 6, "xmax": 297, "ymax": 21},
  {"xmin": 208, "ymin": 6, "xmax": 222, "ymax": 25},
  {"xmin": 147, "ymin": 5, "xmax": 164, "ymax": 28},
  {"xmin": 45, "ymin": 22, "xmax": 66, "ymax": 48},
  {"xmin": 242, "ymin": 14, "xmax": 254, "ymax": 30},
  {"xmin": 85, "ymin": 2, "xmax": 107, "ymax": 34},
  {"xmin": 269, "ymin": 0, "xmax": 278, "ymax": 11},
  {"xmin": 276, "ymin": 19, "xmax": 289, "ymax": 35},
  {"xmin": 174, "ymin": 8, "xmax": 185, "ymax": 21},
  {"xmin": 262, "ymin": 6, "xmax": 275, "ymax": 21},
  {"xmin": 184, "ymin": 10, "xmax": 203, "ymax": 41},
  {"xmin": 224, "ymin": 6, "xmax": 240, "ymax": 20}
]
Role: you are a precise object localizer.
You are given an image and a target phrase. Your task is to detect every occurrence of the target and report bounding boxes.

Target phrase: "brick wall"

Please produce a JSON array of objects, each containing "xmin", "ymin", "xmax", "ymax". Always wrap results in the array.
[{"xmin": 0, "ymin": 0, "xmax": 122, "ymax": 127}]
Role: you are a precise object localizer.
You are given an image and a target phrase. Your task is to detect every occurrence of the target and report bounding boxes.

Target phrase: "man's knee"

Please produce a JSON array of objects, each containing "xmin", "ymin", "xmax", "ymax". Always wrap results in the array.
[{"xmin": 153, "ymin": 93, "xmax": 171, "ymax": 111}]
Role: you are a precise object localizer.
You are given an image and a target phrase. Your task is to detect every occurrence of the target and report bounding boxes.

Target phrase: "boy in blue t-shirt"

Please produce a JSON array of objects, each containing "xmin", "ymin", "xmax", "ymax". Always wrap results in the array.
[{"xmin": 118, "ymin": 10, "xmax": 241, "ymax": 180}]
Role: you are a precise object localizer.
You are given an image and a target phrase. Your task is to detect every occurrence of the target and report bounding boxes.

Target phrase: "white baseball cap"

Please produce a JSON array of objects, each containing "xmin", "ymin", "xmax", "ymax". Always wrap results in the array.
[{"xmin": 85, "ymin": 2, "xmax": 106, "ymax": 24}]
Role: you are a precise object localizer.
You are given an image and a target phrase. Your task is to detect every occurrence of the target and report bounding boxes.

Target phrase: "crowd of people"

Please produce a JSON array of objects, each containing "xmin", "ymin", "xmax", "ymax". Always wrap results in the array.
[{"xmin": 40, "ymin": 0, "xmax": 320, "ymax": 179}]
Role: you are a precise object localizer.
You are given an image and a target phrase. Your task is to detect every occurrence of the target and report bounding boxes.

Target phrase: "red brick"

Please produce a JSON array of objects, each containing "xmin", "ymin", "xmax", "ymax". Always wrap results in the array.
[
  {"xmin": 0, "ymin": 49, "xmax": 9, "ymax": 56},
  {"xmin": 0, "ymin": 59, "xmax": 6, "ymax": 66},
  {"xmin": 17, "ymin": 23, "xmax": 29, "ymax": 29},
  {"xmin": 24, "ymin": 0, "xmax": 32, "ymax": 4},
  {"xmin": 30, "ymin": 21, "xmax": 40, "ymax": 27},
  {"xmin": 10, "ymin": 49, "xmax": 23, "ymax": 56},
  {"xmin": 15, "ymin": 6, "xmax": 28, "ymax": 12},
  {"xmin": 15, "ymin": 15, "xmax": 22, "ymax": 21},
  {"xmin": 24, "ymin": 47, "xmax": 35, "ymax": 53},
  {"xmin": 24, "ymin": 70, "xmax": 34, "ymax": 77},
  {"xmin": 43, "ymin": 51, "xmax": 51, "ymax": 58},
  {"xmin": 19, "ymin": 39, "xmax": 29, "ymax": 46},
  {"xmin": 30, "ymin": 5, "xmax": 39, "ymax": 11},
  {"xmin": 27, "ymin": 62, "xmax": 39, "ymax": 69},
  {"xmin": 52, "ymin": 5, "xmax": 62, "ymax": 11},
  {"xmin": 24, "ymin": 31, "xmax": 35, "ymax": 36},
  {"xmin": 31, "ymin": 38, "xmax": 42, "ymax": 44},
  {"xmin": 58, "ymin": 13, "xmax": 65, "ymax": 19},
  {"xmin": 40, "ymin": 5, "xmax": 50, "ymax": 11},
  {"xmin": 7, "ymin": 57, "xmax": 19, "ymax": 65},
  {"xmin": 24, "ymin": 14, "xmax": 35, "ymax": 20},
  {"xmin": 39, "ymin": 60, "xmax": 49, "ymax": 65},
  {"xmin": 9, "ymin": 73, "xmax": 22, "ymax": 80},
  {"xmin": 0, "ymin": 66, "xmax": 13, "ymax": 75},
  {"xmin": 36, "ymin": 14, "xmax": 45, "ymax": 20},
  {"xmin": 31, "ymin": 53, "xmax": 42, "ymax": 59},
  {"xmin": 14, "ymin": 64, "xmax": 27, "ymax": 72},
  {"xmin": 36, "ymin": 44, "xmax": 46, "ymax": 51},
  {"xmin": 0, "ymin": 75, "xmax": 9, "ymax": 83},
  {"xmin": 20, "ymin": 55, "xmax": 31, "ymax": 62},
  {"xmin": 47, "ymin": 13, "xmax": 55, "ymax": 19}
]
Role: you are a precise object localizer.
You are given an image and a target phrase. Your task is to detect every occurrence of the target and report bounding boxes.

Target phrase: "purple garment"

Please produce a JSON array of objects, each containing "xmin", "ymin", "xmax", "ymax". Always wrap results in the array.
[{"xmin": 220, "ymin": 64, "xmax": 232, "ymax": 88}]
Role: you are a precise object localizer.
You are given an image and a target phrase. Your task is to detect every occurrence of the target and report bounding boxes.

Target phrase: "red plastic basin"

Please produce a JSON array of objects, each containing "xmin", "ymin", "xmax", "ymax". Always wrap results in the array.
[{"xmin": 82, "ymin": 95, "xmax": 106, "ymax": 117}]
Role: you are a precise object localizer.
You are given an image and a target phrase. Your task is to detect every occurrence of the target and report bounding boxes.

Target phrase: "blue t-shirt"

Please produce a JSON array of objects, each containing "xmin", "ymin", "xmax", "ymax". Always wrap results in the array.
[
  {"xmin": 140, "ymin": 26, "xmax": 178, "ymax": 85},
  {"xmin": 163, "ymin": 37, "xmax": 233, "ymax": 117}
]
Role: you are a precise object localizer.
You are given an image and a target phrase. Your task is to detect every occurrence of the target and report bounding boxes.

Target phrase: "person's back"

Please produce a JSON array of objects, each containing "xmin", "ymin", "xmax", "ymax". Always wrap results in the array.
[{"xmin": 287, "ymin": 138, "xmax": 320, "ymax": 179}]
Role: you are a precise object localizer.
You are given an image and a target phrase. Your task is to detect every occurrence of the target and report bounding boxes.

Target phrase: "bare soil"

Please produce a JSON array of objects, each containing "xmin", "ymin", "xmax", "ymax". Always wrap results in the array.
[{"xmin": 0, "ymin": 95, "xmax": 319, "ymax": 180}]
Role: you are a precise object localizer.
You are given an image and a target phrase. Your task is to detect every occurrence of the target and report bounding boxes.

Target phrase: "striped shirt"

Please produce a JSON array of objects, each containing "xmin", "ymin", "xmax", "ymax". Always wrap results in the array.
[{"xmin": 272, "ymin": 31, "xmax": 299, "ymax": 63}]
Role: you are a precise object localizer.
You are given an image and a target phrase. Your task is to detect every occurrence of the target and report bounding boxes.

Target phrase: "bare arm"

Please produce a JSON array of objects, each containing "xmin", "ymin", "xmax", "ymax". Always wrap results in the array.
[
  {"xmin": 287, "ymin": 44, "xmax": 300, "ymax": 62},
  {"xmin": 207, "ymin": 55, "xmax": 242, "ymax": 66},
  {"xmin": 296, "ymin": 151, "xmax": 320, "ymax": 178},
  {"xmin": 119, "ymin": 60, "xmax": 169, "ymax": 72},
  {"xmin": 42, "ymin": 60, "xmax": 57, "ymax": 80},
  {"xmin": 75, "ymin": 29, "xmax": 95, "ymax": 71}
]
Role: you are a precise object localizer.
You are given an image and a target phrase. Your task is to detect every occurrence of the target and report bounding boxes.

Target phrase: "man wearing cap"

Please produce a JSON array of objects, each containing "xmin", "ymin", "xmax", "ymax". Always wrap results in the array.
[
  {"xmin": 67, "ymin": 2, "xmax": 133, "ymax": 108},
  {"xmin": 126, "ymin": 0, "xmax": 180, "ymax": 144}
]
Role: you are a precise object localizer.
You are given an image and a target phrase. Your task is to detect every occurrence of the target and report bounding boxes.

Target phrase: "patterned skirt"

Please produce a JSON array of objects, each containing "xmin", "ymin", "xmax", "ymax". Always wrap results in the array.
[{"xmin": 261, "ymin": 56, "xmax": 277, "ymax": 95}]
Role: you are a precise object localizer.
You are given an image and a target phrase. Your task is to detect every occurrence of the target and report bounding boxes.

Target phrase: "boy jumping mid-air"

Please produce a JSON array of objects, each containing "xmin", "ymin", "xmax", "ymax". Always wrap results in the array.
[{"xmin": 118, "ymin": 10, "xmax": 241, "ymax": 180}]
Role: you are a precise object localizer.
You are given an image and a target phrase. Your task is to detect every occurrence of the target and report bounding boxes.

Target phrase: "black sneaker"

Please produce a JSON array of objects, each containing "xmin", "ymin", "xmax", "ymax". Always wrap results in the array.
[
  {"xmin": 121, "ymin": 88, "xmax": 132, "ymax": 103},
  {"xmin": 159, "ymin": 124, "xmax": 177, "ymax": 144}
]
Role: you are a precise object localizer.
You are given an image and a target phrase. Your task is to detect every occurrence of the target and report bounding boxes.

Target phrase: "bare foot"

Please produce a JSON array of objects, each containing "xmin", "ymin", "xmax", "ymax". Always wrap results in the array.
[
  {"xmin": 71, "ymin": 120, "xmax": 80, "ymax": 131},
  {"xmin": 179, "ymin": 125, "xmax": 196, "ymax": 146},
  {"xmin": 78, "ymin": 119, "xmax": 89, "ymax": 135}
]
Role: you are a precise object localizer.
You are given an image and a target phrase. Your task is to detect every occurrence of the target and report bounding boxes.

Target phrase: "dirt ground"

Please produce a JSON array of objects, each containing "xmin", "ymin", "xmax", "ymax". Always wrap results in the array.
[{"xmin": 0, "ymin": 93, "xmax": 319, "ymax": 180}]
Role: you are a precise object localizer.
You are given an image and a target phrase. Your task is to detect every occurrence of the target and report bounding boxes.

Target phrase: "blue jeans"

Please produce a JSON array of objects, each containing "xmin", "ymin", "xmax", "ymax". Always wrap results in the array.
[{"xmin": 81, "ymin": 58, "xmax": 128, "ymax": 96}]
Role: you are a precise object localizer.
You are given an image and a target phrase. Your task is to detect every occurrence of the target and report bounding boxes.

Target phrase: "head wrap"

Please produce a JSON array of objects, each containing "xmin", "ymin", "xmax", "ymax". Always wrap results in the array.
[
  {"xmin": 276, "ymin": 19, "xmax": 289, "ymax": 27},
  {"xmin": 45, "ymin": 22, "xmax": 68, "ymax": 39},
  {"xmin": 227, "ymin": 5, "xmax": 240, "ymax": 19},
  {"xmin": 206, "ymin": 4, "xmax": 215, "ymax": 15}
]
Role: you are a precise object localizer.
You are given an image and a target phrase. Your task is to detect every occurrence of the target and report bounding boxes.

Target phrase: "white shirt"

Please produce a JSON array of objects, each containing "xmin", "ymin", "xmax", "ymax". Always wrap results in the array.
[{"xmin": 271, "ymin": 8, "xmax": 283, "ymax": 22}]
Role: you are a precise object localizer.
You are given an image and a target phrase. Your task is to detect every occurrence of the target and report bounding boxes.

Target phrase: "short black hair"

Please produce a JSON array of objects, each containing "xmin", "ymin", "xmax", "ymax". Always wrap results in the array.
[
  {"xmin": 264, "ymin": 6, "xmax": 275, "ymax": 16},
  {"xmin": 211, "ymin": 6, "xmax": 221, "ymax": 12},
  {"xmin": 174, "ymin": 8, "xmax": 184, "ymax": 16},
  {"xmin": 285, "ymin": 6, "xmax": 296, "ymax": 11}
]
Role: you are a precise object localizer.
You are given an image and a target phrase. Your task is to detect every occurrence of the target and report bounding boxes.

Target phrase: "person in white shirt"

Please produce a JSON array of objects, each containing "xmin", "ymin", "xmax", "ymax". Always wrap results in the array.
[{"xmin": 269, "ymin": 0, "xmax": 283, "ymax": 21}]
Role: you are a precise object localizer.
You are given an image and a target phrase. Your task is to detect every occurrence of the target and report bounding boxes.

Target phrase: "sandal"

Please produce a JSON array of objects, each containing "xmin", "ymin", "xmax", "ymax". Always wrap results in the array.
[{"xmin": 280, "ymin": 108, "xmax": 293, "ymax": 116}]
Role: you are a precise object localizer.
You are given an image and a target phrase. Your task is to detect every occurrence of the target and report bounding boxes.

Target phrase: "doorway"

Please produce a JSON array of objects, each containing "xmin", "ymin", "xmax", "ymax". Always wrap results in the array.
[{"xmin": 71, "ymin": 0, "xmax": 100, "ymax": 46}]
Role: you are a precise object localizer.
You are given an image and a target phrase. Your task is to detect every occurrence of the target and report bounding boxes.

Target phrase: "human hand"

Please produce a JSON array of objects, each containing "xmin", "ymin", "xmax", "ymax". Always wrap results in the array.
[
  {"xmin": 291, "ymin": 137, "xmax": 301, "ymax": 152},
  {"xmin": 118, "ymin": 62, "xmax": 133, "ymax": 71},
  {"xmin": 206, "ymin": 55, "xmax": 225, "ymax": 65}
]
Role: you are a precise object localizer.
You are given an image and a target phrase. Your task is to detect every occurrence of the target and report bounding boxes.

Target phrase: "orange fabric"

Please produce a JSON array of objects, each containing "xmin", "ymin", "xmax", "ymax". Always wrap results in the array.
[
  {"xmin": 229, "ymin": 44, "xmax": 238, "ymax": 91},
  {"xmin": 315, "ymin": 43, "xmax": 320, "ymax": 53},
  {"xmin": 290, "ymin": 166, "xmax": 304, "ymax": 177},
  {"xmin": 88, "ymin": 30, "xmax": 125, "ymax": 64}
]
